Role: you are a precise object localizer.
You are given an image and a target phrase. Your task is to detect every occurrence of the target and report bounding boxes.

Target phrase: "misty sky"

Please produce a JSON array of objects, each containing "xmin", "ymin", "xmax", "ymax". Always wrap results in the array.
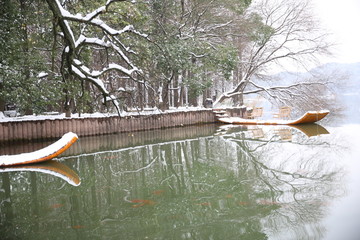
[{"xmin": 314, "ymin": 0, "xmax": 360, "ymax": 64}]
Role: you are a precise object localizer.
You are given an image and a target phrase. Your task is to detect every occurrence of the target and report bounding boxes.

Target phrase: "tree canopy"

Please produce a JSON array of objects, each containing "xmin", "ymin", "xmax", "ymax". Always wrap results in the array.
[{"xmin": 0, "ymin": 0, "xmax": 333, "ymax": 116}]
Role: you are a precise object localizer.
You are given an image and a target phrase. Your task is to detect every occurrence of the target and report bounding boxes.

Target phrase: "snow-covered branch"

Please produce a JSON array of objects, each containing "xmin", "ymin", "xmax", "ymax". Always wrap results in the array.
[{"xmin": 46, "ymin": 0, "xmax": 147, "ymax": 116}]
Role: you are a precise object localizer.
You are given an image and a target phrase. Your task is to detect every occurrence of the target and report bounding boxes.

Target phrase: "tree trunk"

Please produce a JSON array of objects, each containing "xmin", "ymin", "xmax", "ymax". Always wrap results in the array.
[
  {"xmin": 0, "ymin": 83, "xmax": 5, "ymax": 111},
  {"xmin": 202, "ymin": 88, "xmax": 210, "ymax": 107},
  {"xmin": 173, "ymin": 73, "xmax": 179, "ymax": 108},
  {"xmin": 159, "ymin": 81, "xmax": 170, "ymax": 111},
  {"xmin": 137, "ymin": 82, "xmax": 144, "ymax": 111},
  {"xmin": 64, "ymin": 100, "xmax": 71, "ymax": 118},
  {"xmin": 187, "ymin": 69, "xmax": 198, "ymax": 107},
  {"xmin": 179, "ymin": 85, "xmax": 185, "ymax": 107},
  {"xmin": 188, "ymin": 90, "xmax": 198, "ymax": 107},
  {"xmin": 20, "ymin": 0, "xmax": 33, "ymax": 115}
]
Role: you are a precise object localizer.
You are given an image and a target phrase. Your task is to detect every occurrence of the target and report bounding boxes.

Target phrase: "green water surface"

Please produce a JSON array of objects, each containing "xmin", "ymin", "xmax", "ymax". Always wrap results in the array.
[{"xmin": 1, "ymin": 122, "xmax": 360, "ymax": 240}]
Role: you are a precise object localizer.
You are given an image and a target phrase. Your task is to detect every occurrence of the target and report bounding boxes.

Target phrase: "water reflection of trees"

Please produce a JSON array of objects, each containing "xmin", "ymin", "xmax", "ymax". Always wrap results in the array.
[
  {"xmin": 220, "ymin": 125, "xmax": 344, "ymax": 239},
  {"xmin": 0, "ymin": 124, "xmax": 344, "ymax": 239}
]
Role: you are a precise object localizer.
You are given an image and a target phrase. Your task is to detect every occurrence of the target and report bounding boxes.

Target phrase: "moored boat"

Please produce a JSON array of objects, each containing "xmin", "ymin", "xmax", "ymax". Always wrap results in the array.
[
  {"xmin": 217, "ymin": 110, "xmax": 329, "ymax": 125},
  {"xmin": 0, "ymin": 132, "xmax": 78, "ymax": 166}
]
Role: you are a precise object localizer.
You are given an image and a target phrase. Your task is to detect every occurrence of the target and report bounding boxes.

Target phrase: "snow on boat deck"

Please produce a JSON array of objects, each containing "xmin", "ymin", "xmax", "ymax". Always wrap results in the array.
[{"xmin": 0, "ymin": 132, "xmax": 78, "ymax": 166}]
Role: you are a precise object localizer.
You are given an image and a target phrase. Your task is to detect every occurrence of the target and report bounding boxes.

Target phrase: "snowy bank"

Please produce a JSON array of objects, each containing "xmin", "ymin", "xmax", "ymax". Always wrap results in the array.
[{"xmin": 0, "ymin": 107, "xmax": 211, "ymax": 123}]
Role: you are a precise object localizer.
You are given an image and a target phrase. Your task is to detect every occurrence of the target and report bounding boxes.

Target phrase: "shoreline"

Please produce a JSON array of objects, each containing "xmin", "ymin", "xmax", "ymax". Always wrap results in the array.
[{"xmin": 0, "ymin": 109, "xmax": 219, "ymax": 142}]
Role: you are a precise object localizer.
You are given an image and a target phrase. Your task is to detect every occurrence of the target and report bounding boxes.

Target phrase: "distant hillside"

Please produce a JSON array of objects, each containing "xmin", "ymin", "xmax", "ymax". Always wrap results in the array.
[
  {"xmin": 312, "ymin": 62, "xmax": 360, "ymax": 93},
  {"xmin": 272, "ymin": 62, "xmax": 360, "ymax": 123},
  {"xmin": 271, "ymin": 62, "xmax": 359, "ymax": 88}
]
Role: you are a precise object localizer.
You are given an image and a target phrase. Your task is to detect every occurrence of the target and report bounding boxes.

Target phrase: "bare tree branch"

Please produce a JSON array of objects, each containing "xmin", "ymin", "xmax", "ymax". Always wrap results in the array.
[{"xmin": 214, "ymin": 0, "xmax": 333, "ymax": 107}]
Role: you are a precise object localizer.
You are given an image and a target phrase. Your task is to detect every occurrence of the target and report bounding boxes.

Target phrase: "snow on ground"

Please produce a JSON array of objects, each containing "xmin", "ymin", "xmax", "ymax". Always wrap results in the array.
[{"xmin": 0, "ymin": 107, "xmax": 213, "ymax": 123}]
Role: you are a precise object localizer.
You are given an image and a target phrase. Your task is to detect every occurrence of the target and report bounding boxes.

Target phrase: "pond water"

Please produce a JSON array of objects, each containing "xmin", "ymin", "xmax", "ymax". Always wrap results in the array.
[{"xmin": 1, "ymin": 118, "xmax": 360, "ymax": 239}]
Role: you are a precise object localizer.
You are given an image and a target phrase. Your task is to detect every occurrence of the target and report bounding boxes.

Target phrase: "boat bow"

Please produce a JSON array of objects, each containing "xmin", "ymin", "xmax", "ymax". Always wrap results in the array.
[{"xmin": 0, "ymin": 132, "xmax": 78, "ymax": 166}]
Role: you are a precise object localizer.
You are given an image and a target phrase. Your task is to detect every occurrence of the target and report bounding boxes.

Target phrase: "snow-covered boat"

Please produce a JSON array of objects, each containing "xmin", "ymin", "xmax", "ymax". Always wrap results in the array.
[
  {"xmin": 217, "ymin": 110, "xmax": 329, "ymax": 125},
  {"xmin": 0, "ymin": 160, "xmax": 80, "ymax": 186},
  {"xmin": 0, "ymin": 132, "xmax": 78, "ymax": 167}
]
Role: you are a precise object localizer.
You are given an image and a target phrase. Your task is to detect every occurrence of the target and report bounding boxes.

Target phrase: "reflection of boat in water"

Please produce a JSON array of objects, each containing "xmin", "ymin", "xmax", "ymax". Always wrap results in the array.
[
  {"xmin": 290, "ymin": 124, "xmax": 329, "ymax": 137},
  {"xmin": 216, "ymin": 123, "xmax": 329, "ymax": 139},
  {"xmin": 0, "ymin": 132, "xmax": 78, "ymax": 166},
  {"xmin": 218, "ymin": 110, "xmax": 329, "ymax": 125},
  {"xmin": 0, "ymin": 160, "xmax": 81, "ymax": 186}
]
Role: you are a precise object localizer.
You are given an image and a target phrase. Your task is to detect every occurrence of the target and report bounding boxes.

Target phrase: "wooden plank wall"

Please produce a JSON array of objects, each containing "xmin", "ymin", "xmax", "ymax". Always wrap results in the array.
[
  {"xmin": 0, "ymin": 124, "xmax": 218, "ymax": 156},
  {"xmin": 0, "ymin": 110, "xmax": 216, "ymax": 142}
]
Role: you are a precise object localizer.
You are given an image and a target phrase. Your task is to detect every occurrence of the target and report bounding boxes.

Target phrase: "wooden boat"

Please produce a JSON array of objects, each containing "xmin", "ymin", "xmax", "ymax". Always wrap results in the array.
[
  {"xmin": 0, "ymin": 132, "xmax": 78, "ymax": 167},
  {"xmin": 217, "ymin": 110, "xmax": 329, "ymax": 125},
  {"xmin": 0, "ymin": 160, "xmax": 81, "ymax": 186}
]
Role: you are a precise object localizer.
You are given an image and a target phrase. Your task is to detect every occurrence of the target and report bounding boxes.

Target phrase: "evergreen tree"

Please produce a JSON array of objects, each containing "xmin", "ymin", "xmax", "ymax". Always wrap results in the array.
[{"xmin": 0, "ymin": 0, "xmax": 64, "ymax": 115}]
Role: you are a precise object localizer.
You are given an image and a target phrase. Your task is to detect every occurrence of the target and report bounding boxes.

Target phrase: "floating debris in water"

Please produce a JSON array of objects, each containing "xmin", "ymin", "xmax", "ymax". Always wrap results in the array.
[
  {"xmin": 50, "ymin": 203, "xmax": 64, "ymax": 209},
  {"xmin": 195, "ymin": 202, "xmax": 211, "ymax": 206},
  {"xmin": 103, "ymin": 155, "xmax": 118, "ymax": 160},
  {"xmin": 131, "ymin": 199, "xmax": 156, "ymax": 208},
  {"xmin": 72, "ymin": 225, "xmax": 85, "ymax": 229},
  {"xmin": 152, "ymin": 190, "xmax": 165, "ymax": 195}
]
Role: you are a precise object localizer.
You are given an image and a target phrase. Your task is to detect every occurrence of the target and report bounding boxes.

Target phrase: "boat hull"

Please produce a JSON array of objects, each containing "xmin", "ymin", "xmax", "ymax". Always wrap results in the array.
[
  {"xmin": 0, "ymin": 132, "xmax": 78, "ymax": 166},
  {"xmin": 218, "ymin": 110, "xmax": 329, "ymax": 125}
]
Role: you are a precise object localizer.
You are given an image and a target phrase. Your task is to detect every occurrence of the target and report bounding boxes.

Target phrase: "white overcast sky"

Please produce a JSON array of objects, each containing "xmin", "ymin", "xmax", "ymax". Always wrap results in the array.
[{"xmin": 313, "ymin": 0, "xmax": 360, "ymax": 64}]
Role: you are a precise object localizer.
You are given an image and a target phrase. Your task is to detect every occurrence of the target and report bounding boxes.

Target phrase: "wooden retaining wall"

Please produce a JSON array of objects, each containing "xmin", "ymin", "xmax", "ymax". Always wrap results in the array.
[
  {"xmin": 0, "ymin": 124, "xmax": 218, "ymax": 156},
  {"xmin": 0, "ymin": 110, "xmax": 217, "ymax": 142}
]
